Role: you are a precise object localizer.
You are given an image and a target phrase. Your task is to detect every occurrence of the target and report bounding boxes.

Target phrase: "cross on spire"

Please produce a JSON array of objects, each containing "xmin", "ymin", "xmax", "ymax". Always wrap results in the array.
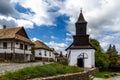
[
  {"xmin": 77, "ymin": 9, "xmax": 87, "ymax": 23},
  {"xmin": 80, "ymin": 8, "xmax": 82, "ymax": 13}
]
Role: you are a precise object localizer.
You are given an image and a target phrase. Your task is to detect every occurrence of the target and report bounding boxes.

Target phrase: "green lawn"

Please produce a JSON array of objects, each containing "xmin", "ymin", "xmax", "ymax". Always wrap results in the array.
[
  {"xmin": 0, "ymin": 63, "xmax": 82, "ymax": 80},
  {"xmin": 95, "ymin": 71, "xmax": 116, "ymax": 78}
]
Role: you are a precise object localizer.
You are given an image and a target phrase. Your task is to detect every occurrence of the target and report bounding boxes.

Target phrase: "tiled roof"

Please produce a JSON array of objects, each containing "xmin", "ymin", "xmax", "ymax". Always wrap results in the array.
[
  {"xmin": 51, "ymin": 48, "xmax": 59, "ymax": 55},
  {"xmin": 0, "ymin": 27, "xmax": 33, "ymax": 44},
  {"xmin": 34, "ymin": 40, "xmax": 51, "ymax": 50}
]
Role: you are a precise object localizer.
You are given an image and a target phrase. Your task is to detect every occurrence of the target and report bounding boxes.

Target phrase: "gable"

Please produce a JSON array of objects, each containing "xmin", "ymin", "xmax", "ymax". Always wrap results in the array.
[{"xmin": 16, "ymin": 27, "xmax": 29, "ymax": 39}]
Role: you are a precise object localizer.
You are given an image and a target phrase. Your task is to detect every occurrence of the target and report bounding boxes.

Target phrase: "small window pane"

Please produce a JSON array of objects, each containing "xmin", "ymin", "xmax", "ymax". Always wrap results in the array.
[{"xmin": 3, "ymin": 42, "xmax": 7, "ymax": 49}]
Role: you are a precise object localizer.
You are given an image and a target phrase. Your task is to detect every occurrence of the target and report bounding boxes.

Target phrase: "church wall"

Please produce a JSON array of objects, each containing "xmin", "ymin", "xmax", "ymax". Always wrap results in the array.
[{"xmin": 69, "ymin": 49, "xmax": 95, "ymax": 68}]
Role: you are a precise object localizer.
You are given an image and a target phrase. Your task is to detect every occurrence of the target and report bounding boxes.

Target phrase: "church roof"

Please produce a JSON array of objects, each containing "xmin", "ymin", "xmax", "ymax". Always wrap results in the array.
[
  {"xmin": 34, "ymin": 40, "xmax": 51, "ymax": 51},
  {"xmin": 76, "ymin": 10, "xmax": 87, "ymax": 23},
  {"xmin": 66, "ymin": 43, "xmax": 95, "ymax": 50}
]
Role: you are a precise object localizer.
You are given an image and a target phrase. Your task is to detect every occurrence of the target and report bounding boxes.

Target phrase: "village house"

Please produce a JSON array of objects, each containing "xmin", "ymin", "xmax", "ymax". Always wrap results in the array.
[
  {"xmin": 51, "ymin": 48, "xmax": 59, "ymax": 62},
  {"xmin": 0, "ymin": 25, "xmax": 34, "ymax": 62},
  {"xmin": 34, "ymin": 40, "xmax": 55, "ymax": 62}
]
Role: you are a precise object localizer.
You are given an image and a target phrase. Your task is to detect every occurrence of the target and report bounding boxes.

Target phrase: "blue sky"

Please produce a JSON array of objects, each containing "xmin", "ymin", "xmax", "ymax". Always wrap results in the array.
[{"xmin": 0, "ymin": 0, "xmax": 120, "ymax": 54}]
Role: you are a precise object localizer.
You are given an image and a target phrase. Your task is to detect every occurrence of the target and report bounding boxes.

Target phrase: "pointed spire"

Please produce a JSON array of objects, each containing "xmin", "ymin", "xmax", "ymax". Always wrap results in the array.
[{"xmin": 77, "ymin": 9, "xmax": 87, "ymax": 23}]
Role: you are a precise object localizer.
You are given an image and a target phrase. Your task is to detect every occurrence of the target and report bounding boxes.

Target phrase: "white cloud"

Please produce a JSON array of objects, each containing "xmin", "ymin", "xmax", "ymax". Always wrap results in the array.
[
  {"xmin": 100, "ymin": 32, "xmax": 120, "ymax": 53},
  {"xmin": 57, "ymin": 0, "xmax": 120, "ymax": 53},
  {"xmin": 0, "ymin": 0, "xmax": 120, "ymax": 53},
  {"xmin": 31, "ymin": 37, "xmax": 41, "ymax": 42},
  {"xmin": 50, "ymin": 36, "xmax": 56, "ymax": 39},
  {"xmin": 46, "ymin": 41, "xmax": 68, "ymax": 54},
  {"xmin": 16, "ymin": 19, "xmax": 34, "ymax": 28},
  {"xmin": 10, "ymin": 0, "xmax": 61, "ymax": 27},
  {"xmin": 65, "ymin": 33, "xmax": 73, "ymax": 42}
]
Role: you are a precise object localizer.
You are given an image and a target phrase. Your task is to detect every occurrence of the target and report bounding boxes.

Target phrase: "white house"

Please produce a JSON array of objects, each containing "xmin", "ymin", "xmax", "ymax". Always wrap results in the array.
[
  {"xmin": 66, "ymin": 10, "xmax": 95, "ymax": 68},
  {"xmin": 34, "ymin": 40, "xmax": 55, "ymax": 61},
  {"xmin": 0, "ymin": 25, "xmax": 34, "ymax": 62},
  {"xmin": 51, "ymin": 48, "xmax": 59, "ymax": 62}
]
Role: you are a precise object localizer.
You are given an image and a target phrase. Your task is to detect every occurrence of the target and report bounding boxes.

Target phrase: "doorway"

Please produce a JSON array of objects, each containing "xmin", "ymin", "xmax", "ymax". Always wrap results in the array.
[
  {"xmin": 77, "ymin": 53, "xmax": 88, "ymax": 67},
  {"xmin": 77, "ymin": 58, "xmax": 84, "ymax": 67}
]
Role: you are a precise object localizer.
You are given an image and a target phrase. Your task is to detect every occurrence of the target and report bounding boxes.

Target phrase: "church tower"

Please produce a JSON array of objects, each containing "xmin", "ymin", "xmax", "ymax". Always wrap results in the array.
[{"xmin": 66, "ymin": 10, "xmax": 95, "ymax": 68}]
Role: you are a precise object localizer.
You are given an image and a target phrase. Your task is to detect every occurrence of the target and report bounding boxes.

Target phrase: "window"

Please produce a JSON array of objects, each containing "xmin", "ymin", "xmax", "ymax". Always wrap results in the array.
[
  {"xmin": 3, "ymin": 42, "xmax": 7, "ymax": 49},
  {"xmin": 16, "ymin": 42, "xmax": 18, "ymax": 45},
  {"xmin": 39, "ymin": 53, "xmax": 41, "ymax": 55},
  {"xmin": 44, "ymin": 53, "xmax": 46, "ymax": 56},
  {"xmin": 44, "ymin": 50, "xmax": 46, "ymax": 56},
  {"xmin": 49, "ymin": 52, "xmax": 51, "ymax": 56},
  {"xmin": 80, "ymin": 27, "xmax": 83, "ymax": 31},
  {"xmin": 25, "ymin": 45, "xmax": 28, "ymax": 50},
  {"xmin": 20, "ymin": 44, "xmax": 23, "ymax": 49}
]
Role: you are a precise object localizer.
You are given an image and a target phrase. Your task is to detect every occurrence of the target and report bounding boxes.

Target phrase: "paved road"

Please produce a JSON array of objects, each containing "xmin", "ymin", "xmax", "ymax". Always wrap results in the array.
[
  {"xmin": 94, "ymin": 76, "xmax": 120, "ymax": 80},
  {"xmin": 0, "ymin": 62, "xmax": 45, "ymax": 75}
]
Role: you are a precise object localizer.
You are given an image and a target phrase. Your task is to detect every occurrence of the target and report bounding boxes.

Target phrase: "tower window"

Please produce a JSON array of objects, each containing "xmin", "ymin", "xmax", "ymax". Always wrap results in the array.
[{"xmin": 80, "ymin": 27, "xmax": 83, "ymax": 31}]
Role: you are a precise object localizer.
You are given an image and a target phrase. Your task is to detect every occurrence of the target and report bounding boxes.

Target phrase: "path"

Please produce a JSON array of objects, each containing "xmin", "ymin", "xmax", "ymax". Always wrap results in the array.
[
  {"xmin": 0, "ymin": 62, "xmax": 46, "ymax": 75},
  {"xmin": 94, "ymin": 76, "xmax": 120, "ymax": 80}
]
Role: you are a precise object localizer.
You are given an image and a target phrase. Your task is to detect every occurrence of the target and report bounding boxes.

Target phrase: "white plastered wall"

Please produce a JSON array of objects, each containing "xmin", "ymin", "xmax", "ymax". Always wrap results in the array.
[{"xmin": 68, "ymin": 49, "xmax": 95, "ymax": 68}]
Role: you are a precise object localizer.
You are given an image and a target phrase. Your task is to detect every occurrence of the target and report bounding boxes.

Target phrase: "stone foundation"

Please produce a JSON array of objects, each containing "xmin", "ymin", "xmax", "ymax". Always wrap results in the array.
[
  {"xmin": 0, "ymin": 53, "xmax": 33, "ymax": 62},
  {"xmin": 32, "ymin": 68, "xmax": 99, "ymax": 80},
  {"xmin": 35, "ymin": 57, "xmax": 54, "ymax": 62}
]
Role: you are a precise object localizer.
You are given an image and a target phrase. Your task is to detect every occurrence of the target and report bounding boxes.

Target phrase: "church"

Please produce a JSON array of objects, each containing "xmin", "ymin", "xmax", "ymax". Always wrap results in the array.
[{"xmin": 66, "ymin": 10, "xmax": 95, "ymax": 68}]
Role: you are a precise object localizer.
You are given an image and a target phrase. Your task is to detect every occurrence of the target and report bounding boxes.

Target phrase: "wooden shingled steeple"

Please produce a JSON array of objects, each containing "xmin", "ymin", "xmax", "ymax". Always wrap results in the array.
[{"xmin": 66, "ymin": 9, "xmax": 94, "ymax": 49}]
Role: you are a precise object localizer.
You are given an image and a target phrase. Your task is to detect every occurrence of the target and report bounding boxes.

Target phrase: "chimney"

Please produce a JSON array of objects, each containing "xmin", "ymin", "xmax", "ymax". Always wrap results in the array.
[{"xmin": 3, "ymin": 25, "xmax": 6, "ymax": 29}]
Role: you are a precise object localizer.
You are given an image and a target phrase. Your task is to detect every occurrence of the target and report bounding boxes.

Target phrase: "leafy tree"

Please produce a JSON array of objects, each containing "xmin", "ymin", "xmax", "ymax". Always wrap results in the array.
[
  {"xmin": 90, "ymin": 39, "xmax": 110, "ymax": 71},
  {"xmin": 112, "ymin": 45, "xmax": 118, "ymax": 54},
  {"xmin": 106, "ymin": 44, "xmax": 112, "ymax": 54},
  {"xmin": 106, "ymin": 44, "xmax": 118, "ymax": 54},
  {"xmin": 106, "ymin": 44, "xmax": 119, "ymax": 68},
  {"xmin": 90, "ymin": 39, "xmax": 119, "ymax": 71}
]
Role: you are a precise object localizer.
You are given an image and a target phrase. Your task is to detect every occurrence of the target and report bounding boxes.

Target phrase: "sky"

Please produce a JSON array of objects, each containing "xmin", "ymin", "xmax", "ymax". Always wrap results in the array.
[{"xmin": 0, "ymin": 0, "xmax": 120, "ymax": 54}]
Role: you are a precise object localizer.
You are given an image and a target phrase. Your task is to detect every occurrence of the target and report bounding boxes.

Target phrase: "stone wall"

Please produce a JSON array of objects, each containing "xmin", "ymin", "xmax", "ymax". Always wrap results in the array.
[{"xmin": 32, "ymin": 68, "xmax": 99, "ymax": 80}]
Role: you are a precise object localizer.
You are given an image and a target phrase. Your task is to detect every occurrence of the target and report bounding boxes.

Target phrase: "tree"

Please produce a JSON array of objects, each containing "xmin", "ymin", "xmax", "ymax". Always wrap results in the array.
[
  {"xmin": 112, "ymin": 45, "xmax": 118, "ymax": 54},
  {"xmin": 106, "ymin": 44, "xmax": 112, "ymax": 54},
  {"xmin": 106, "ymin": 44, "xmax": 119, "ymax": 68},
  {"xmin": 59, "ymin": 51, "xmax": 63, "ymax": 57},
  {"xmin": 90, "ymin": 39, "xmax": 110, "ymax": 71},
  {"xmin": 106, "ymin": 44, "xmax": 118, "ymax": 54}
]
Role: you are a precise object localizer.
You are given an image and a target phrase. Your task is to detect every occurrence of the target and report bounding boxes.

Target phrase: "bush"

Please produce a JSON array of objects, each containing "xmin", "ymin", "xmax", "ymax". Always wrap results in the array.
[
  {"xmin": 0, "ymin": 63, "xmax": 82, "ymax": 80},
  {"xmin": 59, "ymin": 59, "xmax": 68, "ymax": 65}
]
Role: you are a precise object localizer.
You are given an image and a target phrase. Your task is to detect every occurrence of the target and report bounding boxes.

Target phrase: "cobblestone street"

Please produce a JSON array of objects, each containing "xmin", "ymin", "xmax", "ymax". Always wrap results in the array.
[{"xmin": 0, "ymin": 62, "xmax": 44, "ymax": 75}]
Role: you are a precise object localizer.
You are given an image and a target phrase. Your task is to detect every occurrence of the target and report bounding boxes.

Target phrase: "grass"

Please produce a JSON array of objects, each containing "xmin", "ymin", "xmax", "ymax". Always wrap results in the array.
[
  {"xmin": 95, "ymin": 71, "xmax": 115, "ymax": 78},
  {"xmin": 0, "ymin": 63, "xmax": 82, "ymax": 80}
]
